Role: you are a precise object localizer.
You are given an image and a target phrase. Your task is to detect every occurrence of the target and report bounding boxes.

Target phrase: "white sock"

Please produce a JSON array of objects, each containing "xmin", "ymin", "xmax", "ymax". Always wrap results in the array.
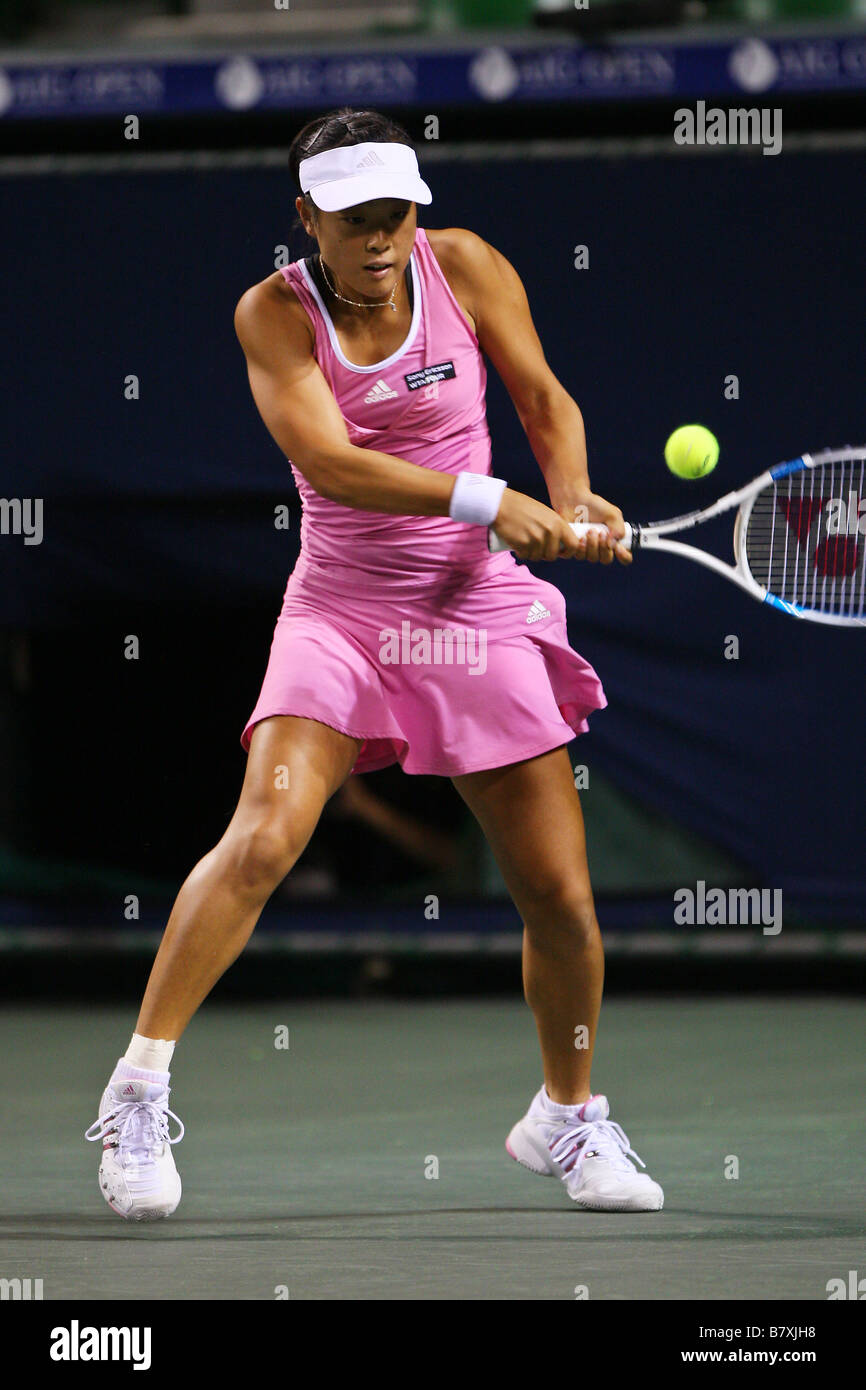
[
  {"xmin": 112, "ymin": 1032, "xmax": 176, "ymax": 1085},
  {"xmin": 541, "ymin": 1085, "xmax": 590, "ymax": 1116}
]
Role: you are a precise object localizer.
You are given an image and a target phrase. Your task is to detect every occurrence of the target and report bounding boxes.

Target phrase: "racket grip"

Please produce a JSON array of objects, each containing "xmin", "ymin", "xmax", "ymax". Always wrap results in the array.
[{"xmin": 487, "ymin": 520, "xmax": 634, "ymax": 553}]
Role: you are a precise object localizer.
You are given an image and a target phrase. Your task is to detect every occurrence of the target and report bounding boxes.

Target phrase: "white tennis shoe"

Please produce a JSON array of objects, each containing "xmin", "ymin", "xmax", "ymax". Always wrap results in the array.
[
  {"xmin": 506, "ymin": 1089, "xmax": 664, "ymax": 1211},
  {"xmin": 85, "ymin": 1078, "xmax": 184, "ymax": 1222}
]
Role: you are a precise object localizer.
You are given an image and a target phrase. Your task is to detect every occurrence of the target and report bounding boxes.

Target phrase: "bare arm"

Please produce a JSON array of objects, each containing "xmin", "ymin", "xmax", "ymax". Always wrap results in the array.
[
  {"xmin": 234, "ymin": 278, "xmax": 455, "ymax": 516},
  {"xmin": 440, "ymin": 229, "xmax": 632, "ymax": 565},
  {"xmin": 234, "ymin": 272, "xmax": 584, "ymax": 561}
]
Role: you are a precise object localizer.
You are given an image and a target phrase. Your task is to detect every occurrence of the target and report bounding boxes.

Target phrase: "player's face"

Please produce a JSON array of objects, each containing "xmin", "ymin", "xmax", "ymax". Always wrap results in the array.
[{"xmin": 299, "ymin": 196, "xmax": 417, "ymax": 302}]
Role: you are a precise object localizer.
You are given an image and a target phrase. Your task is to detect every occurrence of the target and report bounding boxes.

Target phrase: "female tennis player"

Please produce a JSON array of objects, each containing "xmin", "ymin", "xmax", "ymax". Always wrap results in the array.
[{"xmin": 85, "ymin": 108, "xmax": 663, "ymax": 1219}]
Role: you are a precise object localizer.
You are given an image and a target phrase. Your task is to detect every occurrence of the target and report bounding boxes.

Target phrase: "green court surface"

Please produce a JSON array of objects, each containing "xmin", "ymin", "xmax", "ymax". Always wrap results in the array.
[{"xmin": 1, "ymin": 998, "xmax": 863, "ymax": 1301}]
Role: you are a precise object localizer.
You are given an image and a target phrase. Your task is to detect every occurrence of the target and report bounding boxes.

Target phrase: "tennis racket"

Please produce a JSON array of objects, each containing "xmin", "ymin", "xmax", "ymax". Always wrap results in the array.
[{"xmin": 488, "ymin": 445, "xmax": 866, "ymax": 627}]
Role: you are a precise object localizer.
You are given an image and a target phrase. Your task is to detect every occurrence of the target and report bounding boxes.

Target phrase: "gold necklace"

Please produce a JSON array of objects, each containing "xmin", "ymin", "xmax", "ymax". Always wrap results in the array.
[{"xmin": 319, "ymin": 256, "xmax": 399, "ymax": 313}]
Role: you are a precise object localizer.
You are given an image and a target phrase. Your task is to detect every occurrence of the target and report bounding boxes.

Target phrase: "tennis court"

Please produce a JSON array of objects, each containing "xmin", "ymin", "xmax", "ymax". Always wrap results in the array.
[{"xmin": 3, "ymin": 996, "xmax": 862, "ymax": 1300}]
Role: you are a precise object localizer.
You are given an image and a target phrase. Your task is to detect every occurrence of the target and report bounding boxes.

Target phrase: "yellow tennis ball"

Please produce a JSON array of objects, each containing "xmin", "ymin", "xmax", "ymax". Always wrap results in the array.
[{"xmin": 664, "ymin": 425, "xmax": 719, "ymax": 479}]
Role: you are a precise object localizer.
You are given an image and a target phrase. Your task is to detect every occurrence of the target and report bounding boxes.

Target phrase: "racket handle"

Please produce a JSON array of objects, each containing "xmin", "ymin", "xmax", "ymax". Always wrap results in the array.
[{"xmin": 488, "ymin": 520, "xmax": 634, "ymax": 553}]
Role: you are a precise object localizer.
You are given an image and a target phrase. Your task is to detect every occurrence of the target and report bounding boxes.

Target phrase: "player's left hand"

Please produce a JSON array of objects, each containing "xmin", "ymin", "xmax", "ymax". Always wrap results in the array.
[{"xmin": 548, "ymin": 488, "xmax": 633, "ymax": 566}]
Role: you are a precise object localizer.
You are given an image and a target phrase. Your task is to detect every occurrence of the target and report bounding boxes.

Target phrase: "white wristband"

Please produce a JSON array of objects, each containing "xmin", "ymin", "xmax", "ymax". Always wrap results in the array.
[{"xmin": 448, "ymin": 472, "xmax": 507, "ymax": 527}]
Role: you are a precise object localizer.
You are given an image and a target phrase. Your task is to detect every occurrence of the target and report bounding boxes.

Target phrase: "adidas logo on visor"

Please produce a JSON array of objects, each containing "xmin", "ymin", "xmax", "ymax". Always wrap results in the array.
[{"xmin": 356, "ymin": 150, "xmax": 387, "ymax": 168}]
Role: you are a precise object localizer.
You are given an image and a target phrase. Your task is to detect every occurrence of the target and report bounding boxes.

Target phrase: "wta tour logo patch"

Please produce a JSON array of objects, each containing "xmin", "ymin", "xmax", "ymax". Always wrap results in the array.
[{"xmin": 404, "ymin": 361, "xmax": 456, "ymax": 391}]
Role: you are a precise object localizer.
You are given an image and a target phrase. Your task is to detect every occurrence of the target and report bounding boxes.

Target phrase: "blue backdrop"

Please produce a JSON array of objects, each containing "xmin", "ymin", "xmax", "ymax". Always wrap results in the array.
[{"xmin": 2, "ymin": 146, "xmax": 864, "ymax": 918}]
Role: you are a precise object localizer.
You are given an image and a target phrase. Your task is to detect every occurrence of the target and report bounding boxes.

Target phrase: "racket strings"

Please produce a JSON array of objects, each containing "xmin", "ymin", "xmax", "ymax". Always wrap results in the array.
[{"xmin": 745, "ymin": 456, "xmax": 866, "ymax": 618}]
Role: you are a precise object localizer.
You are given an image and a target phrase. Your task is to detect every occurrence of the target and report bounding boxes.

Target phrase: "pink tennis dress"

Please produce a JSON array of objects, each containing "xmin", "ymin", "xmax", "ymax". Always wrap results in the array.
[{"xmin": 240, "ymin": 227, "xmax": 606, "ymax": 775}]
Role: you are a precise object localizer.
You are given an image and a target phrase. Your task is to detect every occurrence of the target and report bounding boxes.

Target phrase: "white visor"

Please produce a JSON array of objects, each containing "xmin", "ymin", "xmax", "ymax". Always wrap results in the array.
[{"xmin": 299, "ymin": 141, "xmax": 432, "ymax": 212}]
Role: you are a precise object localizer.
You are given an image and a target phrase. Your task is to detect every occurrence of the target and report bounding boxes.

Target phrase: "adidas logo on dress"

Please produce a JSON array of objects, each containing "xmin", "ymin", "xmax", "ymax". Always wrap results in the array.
[
  {"xmin": 525, "ymin": 600, "xmax": 551, "ymax": 624},
  {"xmin": 364, "ymin": 378, "xmax": 399, "ymax": 404}
]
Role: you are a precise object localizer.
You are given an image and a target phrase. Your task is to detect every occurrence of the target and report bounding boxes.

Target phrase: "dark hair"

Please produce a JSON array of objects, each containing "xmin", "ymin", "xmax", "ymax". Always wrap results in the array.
[{"xmin": 288, "ymin": 107, "xmax": 416, "ymax": 244}]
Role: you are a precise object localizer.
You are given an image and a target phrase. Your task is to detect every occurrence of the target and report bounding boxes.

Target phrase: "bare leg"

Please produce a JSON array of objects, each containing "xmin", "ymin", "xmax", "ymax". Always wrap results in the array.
[
  {"xmin": 135, "ymin": 716, "xmax": 361, "ymax": 1042},
  {"xmin": 452, "ymin": 746, "xmax": 603, "ymax": 1105}
]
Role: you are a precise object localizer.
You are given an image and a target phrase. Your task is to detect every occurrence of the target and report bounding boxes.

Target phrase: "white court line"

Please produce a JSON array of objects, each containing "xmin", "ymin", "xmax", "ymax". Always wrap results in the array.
[
  {"xmin": 0, "ymin": 926, "xmax": 849, "ymax": 956},
  {"xmin": 2, "ymin": 129, "xmax": 866, "ymax": 178}
]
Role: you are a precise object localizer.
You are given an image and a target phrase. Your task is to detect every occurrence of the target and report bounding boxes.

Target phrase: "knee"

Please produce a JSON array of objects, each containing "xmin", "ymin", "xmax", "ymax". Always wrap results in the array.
[
  {"xmin": 223, "ymin": 821, "xmax": 302, "ymax": 896},
  {"xmin": 521, "ymin": 881, "xmax": 599, "ymax": 948}
]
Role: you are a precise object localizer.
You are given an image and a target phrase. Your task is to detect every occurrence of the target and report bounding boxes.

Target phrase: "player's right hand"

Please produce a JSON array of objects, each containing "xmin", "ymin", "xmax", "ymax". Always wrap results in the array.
[{"xmin": 491, "ymin": 489, "xmax": 591, "ymax": 562}]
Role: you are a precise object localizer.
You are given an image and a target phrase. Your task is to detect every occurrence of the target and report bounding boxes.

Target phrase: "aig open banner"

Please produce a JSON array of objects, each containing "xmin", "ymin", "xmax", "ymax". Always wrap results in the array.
[{"xmin": 1, "ymin": 32, "xmax": 866, "ymax": 121}]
